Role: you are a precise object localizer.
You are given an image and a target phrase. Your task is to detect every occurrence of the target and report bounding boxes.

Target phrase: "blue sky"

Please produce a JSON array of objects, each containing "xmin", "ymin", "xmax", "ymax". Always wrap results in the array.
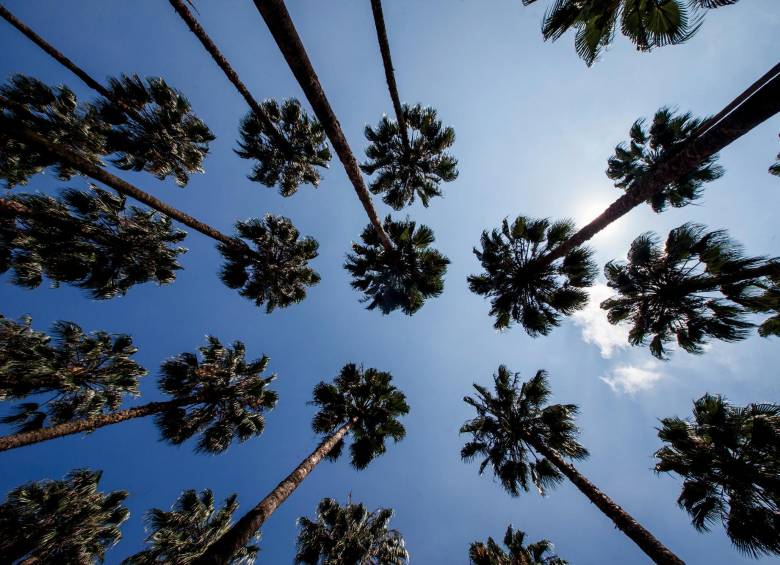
[{"xmin": 1, "ymin": 0, "xmax": 779, "ymax": 563}]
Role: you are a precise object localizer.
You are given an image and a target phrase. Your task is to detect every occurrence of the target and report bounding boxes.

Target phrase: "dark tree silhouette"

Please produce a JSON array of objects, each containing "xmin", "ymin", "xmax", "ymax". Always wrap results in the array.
[{"xmin": 469, "ymin": 525, "xmax": 568, "ymax": 565}]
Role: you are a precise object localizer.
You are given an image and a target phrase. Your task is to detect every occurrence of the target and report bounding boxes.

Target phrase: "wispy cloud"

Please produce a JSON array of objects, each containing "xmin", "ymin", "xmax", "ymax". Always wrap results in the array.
[
  {"xmin": 601, "ymin": 361, "xmax": 666, "ymax": 395},
  {"xmin": 572, "ymin": 283, "xmax": 629, "ymax": 358}
]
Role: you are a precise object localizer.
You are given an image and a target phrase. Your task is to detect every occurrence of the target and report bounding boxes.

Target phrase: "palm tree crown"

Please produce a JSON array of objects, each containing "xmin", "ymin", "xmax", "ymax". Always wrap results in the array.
[
  {"xmin": 607, "ymin": 108, "xmax": 723, "ymax": 212},
  {"xmin": 468, "ymin": 216, "xmax": 596, "ymax": 336},
  {"xmin": 295, "ymin": 497, "xmax": 408, "ymax": 565},
  {"xmin": 469, "ymin": 525, "xmax": 568, "ymax": 565},
  {"xmin": 218, "ymin": 214, "xmax": 320, "ymax": 312},
  {"xmin": 1, "ymin": 186, "xmax": 187, "ymax": 298},
  {"xmin": 0, "ymin": 316, "xmax": 146, "ymax": 431},
  {"xmin": 236, "ymin": 98, "xmax": 331, "ymax": 196},
  {"xmin": 123, "ymin": 489, "xmax": 258, "ymax": 565},
  {"xmin": 601, "ymin": 223, "xmax": 780, "ymax": 359},
  {"xmin": 311, "ymin": 363, "xmax": 409, "ymax": 469},
  {"xmin": 0, "ymin": 468, "xmax": 128, "ymax": 563},
  {"xmin": 461, "ymin": 366, "xmax": 588, "ymax": 496},
  {"xmin": 155, "ymin": 336, "xmax": 278, "ymax": 454},
  {"xmin": 345, "ymin": 215, "xmax": 449, "ymax": 315},
  {"xmin": 655, "ymin": 394, "xmax": 780, "ymax": 557},
  {"xmin": 361, "ymin": 104, "xmax": 458, "ymax": 210}
]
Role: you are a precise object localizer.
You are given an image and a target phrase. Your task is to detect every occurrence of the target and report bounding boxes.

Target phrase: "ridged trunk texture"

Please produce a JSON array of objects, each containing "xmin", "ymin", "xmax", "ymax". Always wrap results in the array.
[
  {"xmin": 253, "ymin": 0, "xmax": 394, "ymax": 252},
  {"xmin": 0, "ymin": 395, "xmax": 198, "ymax": 452},
  {"xmin": 194, "ymin": 419, "xmax": 356, "ymax": 565},
  {"xmin": 526, "ymin": 435, "xmax": 685, "ymax": 565},
  {"xmin": 538, "ymin": 63, "xmax": 780, "ymax": 268}
]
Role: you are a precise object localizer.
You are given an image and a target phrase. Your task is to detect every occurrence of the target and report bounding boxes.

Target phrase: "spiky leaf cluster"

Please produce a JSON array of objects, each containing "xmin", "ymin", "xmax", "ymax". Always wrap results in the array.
[
  {"xmin": 468, "ymin": 216, "xmax": 596, "ymax": 336},
  {"xmin": 607, "ymin": 107, "xmax": 723, "ymax": 212},
  {"xmin": 461, "ymin": 367, "xmax": 588, "ymax": 497},
  {"xmin": 469, "ymin": 525, "xmax": 568, "ymax": 565},
  {"xmin": 236, "ymin": 99, "xmax": 331, "ymax": 196},
  {"xmin": 122, "ymin": 489, "xmax": 258, "ymax": 565},
  {"xmin": 601, "ymin": 223, "xmax": 780, "ymax": 359},
  {"xmin": 219, "ymin": 214, "xmax": 320, "ymax": 313},
  {"xmin": 0, "ymin": 316, "xmax": 146, "ymax": 431},
  {"xmin": 95, "ymin": 74, "xmax": 215, "ymax": 187},
  {"xmin": 0, "ymin": 186, "xmax": 187, "ymax": 298},
  {"xmin": 771, "ymin": 134, "xmax": 780, "ymax": 177},
  {"xmin": 0, "ymin": 469, "xmax": 128, "ymax": 564},
  {"xmin": 345, "ymin": 216, "xmax": 449, "ymax": 315},
  {"xmin": 310, "ymin": 363, "xmax": 408, "ymax": 470},
  {"xmin": 295, "ymin": 497, "xmax": 408, "ymax": 565},
  {"xmin": 361, "ymin": 104, "xmax": 458, "ymax": 209},
  {"xmin": 655, "ymin": 394, "xmax": 780, "ymax": 557},
  {"xmin": 0, "ymin": 74, "xmax": 106, "ymax": 188},
  {"xmin": 156, "ymin": 336, "xmax": 278, "ymax": 454}
]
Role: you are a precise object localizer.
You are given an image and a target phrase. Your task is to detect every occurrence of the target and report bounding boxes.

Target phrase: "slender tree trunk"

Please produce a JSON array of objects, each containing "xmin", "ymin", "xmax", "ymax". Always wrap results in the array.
[
  {"xmin": 537, "ymin": 63, "xmax": 780, "ymax": 268},
  {"xmin": 525, "ymin": 435, "xmax": 685, "ymax": 565},
  {"xmin": 0, "ymin": 395, "xmax": 198, "ymax": 452},
  {"xmin": 195, "ymin": 418, "xmax": 356, "ymax": 565},
  {"xmin": 252, "ymin": 0, "xmax": 394, "ymax": 252},
  {"xmin": 369, "ymin": 0, "xmax": 410, "ymax": 150}
]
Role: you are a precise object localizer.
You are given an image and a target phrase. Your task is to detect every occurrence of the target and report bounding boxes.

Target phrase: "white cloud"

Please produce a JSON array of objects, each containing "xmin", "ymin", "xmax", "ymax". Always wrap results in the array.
[
  {"xmin": 572, "ymin": 283, "xmax": 629, "ymax": 358},
  {"xmin": 601, "ymin": 361, "xmax": 666, "ymax": 395}
]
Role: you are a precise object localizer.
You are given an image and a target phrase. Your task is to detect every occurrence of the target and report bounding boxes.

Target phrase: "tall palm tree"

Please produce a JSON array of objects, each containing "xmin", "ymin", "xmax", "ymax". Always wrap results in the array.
[
  {"xmin": 0, "ymin": 468, "xmax": 128, "ymax": 564},
  {"xmin": 194, "ymin": 363, "xmax": 409, "ymax": 565},
  {"xmin": 0, "ymin": 336, "xmax": 278, "ymax": 453},
  {"xmin": 461, "ymin": 366, "xmax": 684, "ymax": 565},
  {"xmin": 601, "ymin": 223, "xmax": 780, "ymax": 359},
  {"xmin": 122, "ymin": 489, "xmax": 258, "ymax": 564},
  {"xmin": 295, "ymin": 497, "xmax": 409, "ymax": 565},
  {"xmin": 167, "ymin": 0, "xmax": 331, "ymax": 196},
  {"xmin": 0, "ymin": 6, "xmax": 214, "ymax": 186},
  {"xmin": 468, "ymin": 216, "xmax": 596, "ymax": 336},
  {"xmin": 0, "ymin": 315, "xmax": 146, "ymax": 431},
  {"xmin": 655, "ymin": 394, "xmax": 780, "ymax": 558},
  {"xmin": 345, "ymin": 215, "xmax": 449, "ymax": 315},
  {"xmin": 1, "ymin": 187, "xmax": 186, "ymax": 298},
  {"xmin": 469, "ymin": 525, "xmax": 567, "ymax": 565}
]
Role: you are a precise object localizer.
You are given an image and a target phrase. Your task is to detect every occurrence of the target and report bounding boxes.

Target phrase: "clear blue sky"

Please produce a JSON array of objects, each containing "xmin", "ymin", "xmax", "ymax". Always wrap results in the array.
[{"xmin": 1, "ymin": 1, "xmax": 779, "ymax": 563}]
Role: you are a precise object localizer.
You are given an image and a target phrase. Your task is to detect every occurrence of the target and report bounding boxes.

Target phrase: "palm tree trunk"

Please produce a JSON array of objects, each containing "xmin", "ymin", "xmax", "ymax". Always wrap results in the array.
[
  {"xmin": 526, "ymin": 435, "xmax": 685, "ymax": 565},
  {"xmin": 538, "ymin": 63, "xmax": 780, "ymax": 268},
  {"xmin": 195, "ymin": 418, "xmax": 356, "ymax": 565},
  {"xmin": 369, "ymin": 0, "xmax": 410, "ymax": 150},
  {"xmin": 252, "ymin": 0, "xmax": 394, "ymax": 252},
  {"xmin": 0, "ymin": 395, "xmax": 199, "ymax": 452}
]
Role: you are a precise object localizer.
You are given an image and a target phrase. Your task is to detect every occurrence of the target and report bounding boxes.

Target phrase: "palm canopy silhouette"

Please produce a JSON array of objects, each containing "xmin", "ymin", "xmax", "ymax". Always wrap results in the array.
[
  {"xmin": 0, "ymin": 468, "xmax": 128, "ymax": 564},
  {"xmin": 361, "ymin": 104, "xmax": 458, "ymax": 210},
  {"xmin": 1, "ymin": 186, "xmax": 187, "ymax": 298},
  {"xmin": 607, "ymin": 108, "xmax": 723, "ymax": 212},
  {"xmin": 468, "ymin": 216, "xmax": 596, "ymax": 336},
  {"xmin": 295, "ymin": 497, "xmax": 408, "ymax": 565},
  {"xmin": 0, "ymin": 315, "xmax": 146, "ymax": 432},
  {"xmin": 123, "ymin": 489, "xmax": 258, "ymax": 565},
  {"xmin": 345, "ymin": 215, "xmax": 449, "ymax": 315},
  {"xmin": 655, "ymin": 394, "xmax": 780, "ymax": 558},
  {"xmin": 469, "ymin": 525, "xmax": 568, "ymax": 565},
  {"xmin": 601, "ymin": 223, "xmax": 780, "ymax": 359}
]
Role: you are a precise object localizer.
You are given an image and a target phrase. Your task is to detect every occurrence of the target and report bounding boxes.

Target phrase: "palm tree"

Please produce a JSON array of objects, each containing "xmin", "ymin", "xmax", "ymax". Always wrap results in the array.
[
  {"xmin": 167, "ymin": 0, "xmax": 331, "ymax": 196},
  {"xmin": 461, "ymin": 366, "xmax": 684, "ymax": 565},
  {"xmin": 0, "ymin": 315, "xmax": 146, "ymax": 431},
  {"xmin": 601, "ymin": 223, "xmax": 780, "ymax": 359},
  {"xmin": 771, "ymin": 134, "xmax": 780, "ymax": 177},
  {"xmin": 0, "ymin": 7, "xmax": 214, "ymax": 186},
  {"xmin": 0, "ymin": 336, "xmax": 278, "ymax": 453},
  {"xmin": 345, "ymin": 215, "xmax": 449, "ymax": 315},
  {"xmin": 468, "ymin": 216, "xmax": 596, "ymax": 336},
  {"xmin": 295, "ymin": 497, "xmax": 409, "ymax": 565},
  {"xmin": 469, "ymin": 525, "xmax": 567, "ymax": 565},
  {"xmin": 0, "ymin": 468, "xmax": 128, "ymax": 564},
  {"xmin": 655, "ymin": 394, "xmax": 780, "ymax": 558},
  {"xmin": 194, "ymin": 363, "xmax": 409, "ymax": 565},
  {"xmin": 1, "ymin": 187, "xmax": 186, "ymax": 298},
  {"xmin": 122, "ymin": 489, "xmax": 258, "ymax": 564}
]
